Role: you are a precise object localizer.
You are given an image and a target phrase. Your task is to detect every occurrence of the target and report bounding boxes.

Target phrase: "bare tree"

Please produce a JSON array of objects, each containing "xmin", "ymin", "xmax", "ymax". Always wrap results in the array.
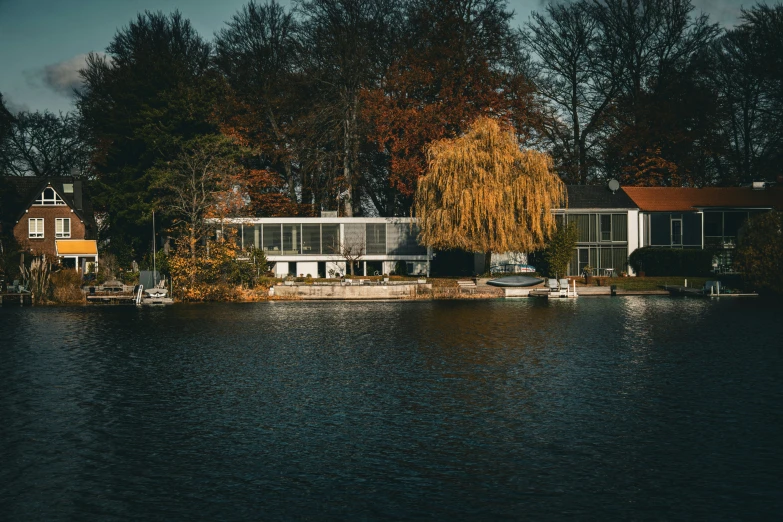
[
  {"xmin": 295, "ymin": 0, "xmax": 401, "ymax": 216},
  {"xmin": 1, "ymin": 110, "xmax": 91, "ymax": 177},
  {"xmin": 340, "ymin": 224, "xmax": 365, "ymax": 276},
  {"xmin": 153, "ymin": 136, "xmax": 244, "ymax": 267},
  {"xmin": 523, "ymin": 0, "xmax": 619, "ymax": 184},
  {"xmin": 214, "ymin": 1, "xmax": 301, "ymax": 201}
]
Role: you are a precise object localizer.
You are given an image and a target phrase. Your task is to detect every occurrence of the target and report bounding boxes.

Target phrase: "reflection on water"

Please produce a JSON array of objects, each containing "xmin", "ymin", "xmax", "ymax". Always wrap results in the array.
[{"xmin": 1, "ymin": 298, "xmax": 782, "ymax": 520}]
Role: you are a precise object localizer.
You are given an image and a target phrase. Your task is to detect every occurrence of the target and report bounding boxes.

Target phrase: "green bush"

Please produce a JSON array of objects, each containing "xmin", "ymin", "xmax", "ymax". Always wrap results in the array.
[
  {"xmin": 734, "ymin": 211, "xmax": 783, "ymax": 294},
  {"xmin": 628, "ymin": 247, "xmax": 714, "ymax": 277}
]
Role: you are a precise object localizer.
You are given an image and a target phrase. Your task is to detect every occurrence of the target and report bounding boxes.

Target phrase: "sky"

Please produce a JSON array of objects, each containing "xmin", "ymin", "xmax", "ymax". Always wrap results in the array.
[{"xmin": 0, "ymin": 0, "xmax": 748, "ymax": 115}]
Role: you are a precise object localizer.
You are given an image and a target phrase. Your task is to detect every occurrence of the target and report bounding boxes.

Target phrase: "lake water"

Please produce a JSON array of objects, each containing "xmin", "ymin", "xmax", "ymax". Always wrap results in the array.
[{"xmin": 1, "ymin": 297, "xmax": 782, "ymax": 520}]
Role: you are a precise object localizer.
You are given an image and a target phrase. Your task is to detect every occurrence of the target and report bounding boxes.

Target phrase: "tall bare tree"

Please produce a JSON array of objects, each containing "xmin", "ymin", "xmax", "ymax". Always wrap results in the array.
[
  {"xmin": 0, "ymin": 111, "xmax": 90, "ymax": 177},
  {"xmin": 295, "ymin": 0, "xmax": 401, "ymax": 216},
  {"xmin": 523, "ymin": 0, "xmax": 619, "ymax": 184},
  {"xmin": 214, "ymin": 1, "xmax": 302, "ymax": 202}
]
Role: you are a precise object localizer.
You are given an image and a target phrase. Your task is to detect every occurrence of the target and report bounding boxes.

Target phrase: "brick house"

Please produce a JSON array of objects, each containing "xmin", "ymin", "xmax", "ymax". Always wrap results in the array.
[{"xmin": 0, "ymin": 177, "xmax": 98, "ymax": 271}]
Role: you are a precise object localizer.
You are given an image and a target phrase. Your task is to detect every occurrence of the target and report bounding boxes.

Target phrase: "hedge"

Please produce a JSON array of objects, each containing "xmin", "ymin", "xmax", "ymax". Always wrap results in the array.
[{"xmin": 628, "ymin": 247, "xmax": 714, "ymax": 277}]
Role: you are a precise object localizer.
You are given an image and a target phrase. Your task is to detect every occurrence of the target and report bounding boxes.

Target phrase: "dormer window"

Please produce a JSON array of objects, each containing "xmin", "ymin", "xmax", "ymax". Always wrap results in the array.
[{"xmin": 35, "ymin": 187, "xmax": 66, "ymax": 205}]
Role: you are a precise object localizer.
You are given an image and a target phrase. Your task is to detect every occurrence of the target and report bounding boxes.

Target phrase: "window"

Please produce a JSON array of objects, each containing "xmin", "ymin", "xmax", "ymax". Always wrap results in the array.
[
  {"xmin": 29, "ymin": 218, "xmax": 44, "ymax": 238},
  {"xmin": 600, "ymin": 214, "xmax": 612, "ymax": 241},
  {"xmin": 365, "ymin": 223, "xmax": 386, "ymax": 254},
  {"xmin": 34, "ymin": 187, "xmax": 65, "ymax": 205},
  {"xmin": 671, "ymin": 218, "xmax": 683, "ymax": 246},
  {"xmin": 55, "ymin": 218, "xmax": 71, "ymax": 238}
]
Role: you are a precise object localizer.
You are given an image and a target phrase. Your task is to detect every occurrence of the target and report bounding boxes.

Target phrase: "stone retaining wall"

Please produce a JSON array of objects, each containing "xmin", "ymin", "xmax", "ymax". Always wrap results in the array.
[{"xmin": 272, "ymin": 283, "xmax": 431, "ymax": 300}]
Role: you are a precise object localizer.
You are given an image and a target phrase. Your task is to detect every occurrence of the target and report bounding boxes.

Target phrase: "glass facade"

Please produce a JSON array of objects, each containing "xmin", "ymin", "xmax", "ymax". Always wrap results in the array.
[
  {"xmin": 263, "ymin": 224, "xmax": 281, "ymax": 252},
  {"xmin": 302, "ymin": 224, "xmax": 321, "ymax": 254},
  {"xmin": 564, "ymin": 213, "xmax": 629, "ymax": 276},
  {"xmin": 213, "ymin": 221, "xmax": 428, "ymax": 258}
]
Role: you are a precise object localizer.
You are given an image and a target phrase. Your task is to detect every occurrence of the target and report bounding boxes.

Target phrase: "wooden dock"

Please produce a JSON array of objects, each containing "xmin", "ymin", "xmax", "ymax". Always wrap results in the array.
[{"xmin": 0, "ymin": 293, "xmax": 33, "ymax": 306}]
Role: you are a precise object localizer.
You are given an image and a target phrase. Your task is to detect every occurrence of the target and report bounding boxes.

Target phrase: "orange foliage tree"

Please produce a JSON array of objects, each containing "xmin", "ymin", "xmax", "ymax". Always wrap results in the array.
[
  {"xmin": 362, "ymin": 0, "xmax": 539, "ymax": 214},
  {"xmin": 415, "ymin": 117, "xmax": 566, "ymax": 264}
]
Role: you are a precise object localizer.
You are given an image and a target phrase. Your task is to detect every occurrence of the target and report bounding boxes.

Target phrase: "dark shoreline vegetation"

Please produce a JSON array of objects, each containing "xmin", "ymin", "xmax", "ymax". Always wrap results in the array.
[{"xmin": 2, "ymin": 1, "xmax": 783, "ymax": 297}]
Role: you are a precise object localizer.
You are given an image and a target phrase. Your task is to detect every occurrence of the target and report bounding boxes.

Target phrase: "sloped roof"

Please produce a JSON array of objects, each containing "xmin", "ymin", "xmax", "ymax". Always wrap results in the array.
[
  {"xmin": 623, "ymin": 187, "xmax": 783, "ymax": 212},
  {"xmin": 0, "ymin": 176, "xmax": 96, "ymax": 236},
  {"xmin": 565, "ymin": 185, "xmax": 637, "ymax": 209}
]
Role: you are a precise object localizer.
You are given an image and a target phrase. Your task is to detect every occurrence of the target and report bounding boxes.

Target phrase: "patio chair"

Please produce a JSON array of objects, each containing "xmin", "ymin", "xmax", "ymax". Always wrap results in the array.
[
  {"xmin": 559, "ymin": 279, "xmax": 570, "ymax": 297},
  {"xmin": 547, "ymin": 279, "xmax": 559, "ymax": 293}
]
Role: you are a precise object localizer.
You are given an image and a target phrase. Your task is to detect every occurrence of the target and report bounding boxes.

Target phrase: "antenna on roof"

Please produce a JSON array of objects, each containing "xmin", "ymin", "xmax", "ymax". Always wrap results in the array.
[{"xmin": 608, "ymin": 179, "xmax": 620, "ymax": 193}]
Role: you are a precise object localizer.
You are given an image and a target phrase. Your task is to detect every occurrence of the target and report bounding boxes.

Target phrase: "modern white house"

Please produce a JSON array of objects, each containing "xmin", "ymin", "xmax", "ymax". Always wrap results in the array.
[
  {"xmin": 207, "ymin": 183, "xmax": 782, "ymax": 279},
  {"xmin": 208, "ymin": 216, "xmax": 432, "ymax": 278}
]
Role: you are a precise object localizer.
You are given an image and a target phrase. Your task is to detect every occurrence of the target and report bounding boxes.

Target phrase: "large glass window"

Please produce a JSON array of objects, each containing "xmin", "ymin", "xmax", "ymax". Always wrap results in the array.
[
  {"xmin": 344, "ymin": 224, "xmax": 365, "ymax": 255},
  {"xmin": 366, "ymin": 223, "xmax": 386, "ymax": 254},
  {"xmin": 283, "ymin": 224, "xmax": 300, "ymax": 254},
  {"xmin": 600, "ymin": 214, "xmax": 612, "ymax": 241},
  {"xmin": 28, "ymin": 218, "xmax": 44, "ymax": 238},
  {"xmin": 611, "ymin": 214, "xmax": 627, "ymax": 241},
  {"xmin": 568, "ymin": 214, "xmax": 591, "ymax": 242},
  {"xmin": 302, "ymin": 224, "xmax": 321, "ymax": 254},
  {"xmin": 723, "ymin": 212, "xmax": 748, "ymax": 238},
  {"xmin": 322, "ymin": 224, "xmax": 339, "ymax": 254},
  {"xmin": 388, "ymin": 223, "xmax": 426, "ymax": 255},
  {"xmin": 55, "ymin": 218, "xmax": 70, "ymax": 238},
  {"xmin": 704, "ymin": 212, "xmax": 722, "ymax": 237},
  {"xmin": 242, "ymin": 224, "xmax": 259, "ymax": 250},
  {"xmin": 263, "ymin": 224, "xmax": 281, "ymax": 253}
]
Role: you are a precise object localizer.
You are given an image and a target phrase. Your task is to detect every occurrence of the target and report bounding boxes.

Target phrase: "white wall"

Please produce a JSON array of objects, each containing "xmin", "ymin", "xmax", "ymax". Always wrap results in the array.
[
  {"xmin": 273, "ymin": 262, "xmax": 288, "ymax": 277},
  {"xmin": 627, "ymin": 209, "xmax": 640, "ymax": 275},
  {"xmin": 296, "ymin": 262, "xmax": 319, "ymax": 278}
]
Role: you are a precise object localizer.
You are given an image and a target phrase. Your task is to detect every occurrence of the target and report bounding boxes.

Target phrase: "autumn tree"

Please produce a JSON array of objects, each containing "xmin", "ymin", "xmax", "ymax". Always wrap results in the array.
[
  {"xmin": 364, "ymin": 0, "xmax": 537, "ymax": 214},
  {"xmin": 152, "ymin": 136, "xmax": 244, "ymax": 267},
  {"xmin": 295, "ymin": 0, "xmax": 403, "ymax": 217},
  {"xmin": 415, "ymin": 117, "xmax": 566, "ymax": 271},
  {"xmin": 591, "ymin": 0, "xmax": 719, "ymax": 186}
]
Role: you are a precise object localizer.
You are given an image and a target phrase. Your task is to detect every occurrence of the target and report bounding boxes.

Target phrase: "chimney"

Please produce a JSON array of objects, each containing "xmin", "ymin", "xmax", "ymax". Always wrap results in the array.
[{"xmin": 73, "ymin": 180, "xmax": 83, "ymax": 210}]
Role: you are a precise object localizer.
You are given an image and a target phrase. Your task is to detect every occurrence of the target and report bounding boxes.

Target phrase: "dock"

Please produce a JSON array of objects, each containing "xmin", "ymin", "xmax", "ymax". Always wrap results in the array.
[{"xmin": 0, "ymin": 293, "xmax": 33, "ymax": 306}]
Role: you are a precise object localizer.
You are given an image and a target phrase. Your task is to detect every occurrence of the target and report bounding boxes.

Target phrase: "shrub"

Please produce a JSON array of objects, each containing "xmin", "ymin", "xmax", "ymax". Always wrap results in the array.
[
  {"xmin": 541, "ymin": 221, "xmax": 578, "ymax": 278},
  {"xmin": 734, "ymin": 211, "xmax": 783, "ymax": 294},
  {"xmin": 628, "ymin": 247, "xmax": 714, "ymax": 277},
  {"xmin": 50, "ymin": 269, "xmax": 85, "ymax": 303}
]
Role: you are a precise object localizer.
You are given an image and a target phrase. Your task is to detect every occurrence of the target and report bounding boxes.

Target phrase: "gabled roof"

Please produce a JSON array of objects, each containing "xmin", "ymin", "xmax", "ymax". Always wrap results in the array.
[
  {"xmin": 623, "ymin": 187, "xmax": 783, "ymax": 212},
  {"xmin": 0, "ymin": 176, "xmax": 95, "ymax": 233},
  {"xmin": 565, "ymin": 185, "xmax": 637, "ymax": 209}
]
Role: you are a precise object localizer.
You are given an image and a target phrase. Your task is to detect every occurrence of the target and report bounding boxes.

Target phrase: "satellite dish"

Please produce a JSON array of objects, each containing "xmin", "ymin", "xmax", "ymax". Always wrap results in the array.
[{"xmin": 608, "ymin": 179, "xmax": 620, "ymax": 193}]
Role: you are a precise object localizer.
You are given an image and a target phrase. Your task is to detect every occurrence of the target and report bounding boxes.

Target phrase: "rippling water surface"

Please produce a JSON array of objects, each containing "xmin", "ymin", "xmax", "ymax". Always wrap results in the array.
[{"xmin": 1, "ymin": 297, "xmax": 782, "ymax": 520}]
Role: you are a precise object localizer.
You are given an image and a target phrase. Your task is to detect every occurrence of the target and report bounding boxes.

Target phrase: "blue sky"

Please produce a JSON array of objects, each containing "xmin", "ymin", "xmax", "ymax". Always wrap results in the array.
[{"xmin": 0, "ymin": 0, "xmax": 747, "ymax": 115}]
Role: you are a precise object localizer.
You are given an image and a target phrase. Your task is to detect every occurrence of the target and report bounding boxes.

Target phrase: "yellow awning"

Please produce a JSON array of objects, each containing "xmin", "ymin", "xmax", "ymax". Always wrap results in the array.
[{"xmin": 56, "ymin": 240, "xmax": 98, "ymax": 256}]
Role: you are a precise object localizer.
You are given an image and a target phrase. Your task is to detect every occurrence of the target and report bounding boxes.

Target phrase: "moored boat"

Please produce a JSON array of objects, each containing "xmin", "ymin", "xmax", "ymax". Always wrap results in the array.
[{"xmin": 487, "ymin": 275, "xmax": 544, "ymax": 287}]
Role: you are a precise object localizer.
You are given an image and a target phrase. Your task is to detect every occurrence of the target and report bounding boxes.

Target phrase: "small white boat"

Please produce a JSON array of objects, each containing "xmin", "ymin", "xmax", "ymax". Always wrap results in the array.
[{"xmin": 136, "ymin": 284, "xmax": 174, "ymax": 305}]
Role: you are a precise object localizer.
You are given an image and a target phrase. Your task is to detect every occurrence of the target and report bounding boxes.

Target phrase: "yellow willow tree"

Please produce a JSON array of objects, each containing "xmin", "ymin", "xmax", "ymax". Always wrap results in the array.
[{"xmin": 415, "ymin": 117, "xmax": 566, "ymax": 270}]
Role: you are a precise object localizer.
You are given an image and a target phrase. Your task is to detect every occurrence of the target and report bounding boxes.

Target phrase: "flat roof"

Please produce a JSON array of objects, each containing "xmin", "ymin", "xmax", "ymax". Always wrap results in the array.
[{"xmin": 56, "ymin": 240, "xmax": 98, "ymax": 256}]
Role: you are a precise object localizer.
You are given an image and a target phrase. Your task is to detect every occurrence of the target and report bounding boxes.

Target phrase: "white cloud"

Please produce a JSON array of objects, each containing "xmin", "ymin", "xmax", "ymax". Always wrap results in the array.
[{"xmin": 27, "ymin": 52, "xmax": 108, "ymax": 97}]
